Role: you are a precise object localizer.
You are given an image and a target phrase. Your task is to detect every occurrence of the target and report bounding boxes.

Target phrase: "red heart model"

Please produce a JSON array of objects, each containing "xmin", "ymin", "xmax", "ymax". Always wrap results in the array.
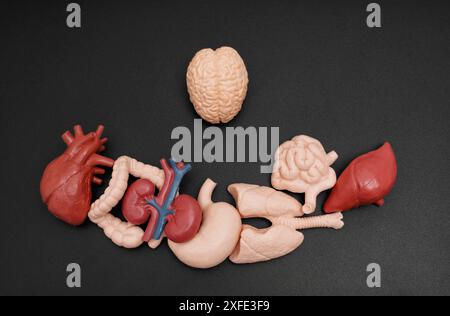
[{"xmin": 40, "ymin": 125, "xmax": 114, "ymax": 226}]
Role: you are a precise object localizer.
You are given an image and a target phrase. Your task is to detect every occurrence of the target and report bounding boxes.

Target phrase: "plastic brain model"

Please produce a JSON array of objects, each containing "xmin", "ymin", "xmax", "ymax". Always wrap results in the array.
[
  {"xmin": 272, "ymin": 135, "xmax": 338, "ymax": 214},
  {"xmin": 186, "ymin": 46, "xmax": 249, "ymax": 124}
]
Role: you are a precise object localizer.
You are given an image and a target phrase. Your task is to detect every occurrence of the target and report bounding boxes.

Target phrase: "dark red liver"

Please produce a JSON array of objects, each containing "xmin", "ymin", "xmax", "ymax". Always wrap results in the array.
[{"xmin": 324, "ymin": 142, "xmax": 397, "ymax": 213}]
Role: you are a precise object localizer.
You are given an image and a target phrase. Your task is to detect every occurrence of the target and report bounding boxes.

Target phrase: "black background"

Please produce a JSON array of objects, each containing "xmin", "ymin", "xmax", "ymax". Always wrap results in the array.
[{"xmin": 1, "ymin": 0, "xmax": 449, "ymax": 296}]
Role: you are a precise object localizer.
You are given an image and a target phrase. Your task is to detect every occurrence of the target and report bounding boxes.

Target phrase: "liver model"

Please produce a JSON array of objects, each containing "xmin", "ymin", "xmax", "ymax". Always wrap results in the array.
[{"xmin": 324, "ymin": 142, "xmax": 397, "ymax": 213}]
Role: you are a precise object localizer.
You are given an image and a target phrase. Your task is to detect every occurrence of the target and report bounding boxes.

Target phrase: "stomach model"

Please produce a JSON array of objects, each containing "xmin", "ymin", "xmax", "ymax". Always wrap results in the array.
[
  {"xmin": 168, "ymin": 179, "xmax": 242, "ymax": 269},
  {"xmin": 324, "ymin": 142, "xmax": 397, "ymax": 213}
]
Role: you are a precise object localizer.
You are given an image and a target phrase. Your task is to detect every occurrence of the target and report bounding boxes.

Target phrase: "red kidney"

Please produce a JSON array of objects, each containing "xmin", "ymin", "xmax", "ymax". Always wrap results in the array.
[
  {"xmin": 324, "ymin": 142, "xmax": 397, "ymax": 213},
  {"xmin": 122, "ymin": 179, "xmax": 202, "ymax": 243},
  {"xmin": 122, "ymin": 179, "xmax": 156, "ymax": 225},
  {"xmin": 165, "ymin": 194, "xmax": 202, "ymax": 243}
]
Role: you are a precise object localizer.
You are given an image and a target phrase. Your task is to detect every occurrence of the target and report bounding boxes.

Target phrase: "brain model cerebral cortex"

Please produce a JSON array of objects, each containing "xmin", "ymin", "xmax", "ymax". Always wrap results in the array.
[
  {"xmin": 186, "ymin": 46, "xmax": 249, "ymax": 124},
  {"xmin": 272, "ymin": 135, "xmax": 339, "ymax": 214}
]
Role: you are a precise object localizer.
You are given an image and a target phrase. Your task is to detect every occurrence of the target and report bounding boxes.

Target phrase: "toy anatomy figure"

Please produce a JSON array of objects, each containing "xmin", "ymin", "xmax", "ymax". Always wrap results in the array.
[
  {"xmin": 40, "ymin": 122, "xmax": 397, "ymax": 269},
  {"xmin": 39, "ymin": 49, "xmax": 398, "ymax": 268}
]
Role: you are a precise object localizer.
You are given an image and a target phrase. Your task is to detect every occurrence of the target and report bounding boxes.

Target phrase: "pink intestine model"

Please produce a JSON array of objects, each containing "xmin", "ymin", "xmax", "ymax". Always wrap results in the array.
[
  {"xmin": 228, "ymin": 183, "xmax": 343, "ymax": 264},
  {"xmin": 271, "ymin": 135, "xmax": 338, "ymax": 214}
]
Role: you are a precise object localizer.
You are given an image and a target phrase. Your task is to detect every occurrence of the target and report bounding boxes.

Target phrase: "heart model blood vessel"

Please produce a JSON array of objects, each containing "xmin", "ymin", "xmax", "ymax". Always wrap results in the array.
[
  {"xmin": 324, "ymin": 142, "xmax": 397, "ymax": 213},
  {"xmin": 40, "ymin": 125, "xmax": 114, "ymax": 226}
]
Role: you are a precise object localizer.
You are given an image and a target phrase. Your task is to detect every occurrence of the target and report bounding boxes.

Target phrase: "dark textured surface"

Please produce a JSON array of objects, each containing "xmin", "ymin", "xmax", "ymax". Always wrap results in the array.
[{"xmin": 1, "ymin": 0, "xmax": 449, "ymax": 296}]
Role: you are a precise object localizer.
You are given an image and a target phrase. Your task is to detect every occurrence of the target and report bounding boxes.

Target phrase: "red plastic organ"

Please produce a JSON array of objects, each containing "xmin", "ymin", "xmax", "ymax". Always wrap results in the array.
[
  {"xmin": 324, "ymin": 142, "xmax": 397, "ymax": 213},
  {"xmin": 40, "ymin": 125, "xmax": 114, "ymax": 226},
  {"xmin": 122, "ymin": 159, "xmax": 202, "ymax": 243}
]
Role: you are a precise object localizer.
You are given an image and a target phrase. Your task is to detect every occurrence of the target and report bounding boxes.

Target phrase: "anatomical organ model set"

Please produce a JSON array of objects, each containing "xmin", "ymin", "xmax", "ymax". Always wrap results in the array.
[{"xmin": 40, "ymin": 47, "xmax": 398, "ymax": 269}]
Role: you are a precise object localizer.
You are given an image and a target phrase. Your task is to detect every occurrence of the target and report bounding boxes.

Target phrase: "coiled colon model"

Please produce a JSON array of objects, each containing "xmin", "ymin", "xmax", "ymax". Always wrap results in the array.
[{"xmin": 272, "ymin": 135, "xmax": 338, "ymax": 214}]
